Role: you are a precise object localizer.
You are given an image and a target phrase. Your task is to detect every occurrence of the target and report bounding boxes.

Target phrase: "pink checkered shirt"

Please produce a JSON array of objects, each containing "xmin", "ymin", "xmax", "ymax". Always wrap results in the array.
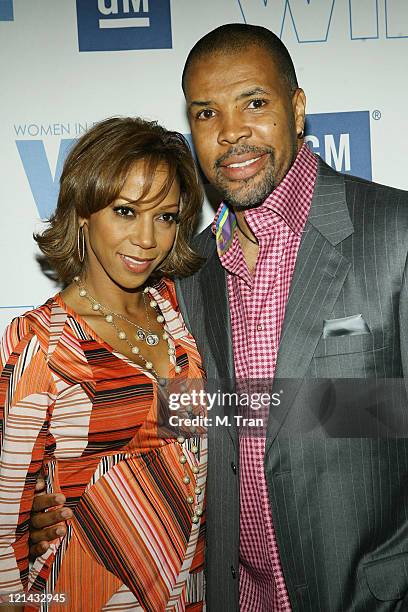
[{"xmin": 213, "ymin": 145, "xmax": 317, "ymax": 611}]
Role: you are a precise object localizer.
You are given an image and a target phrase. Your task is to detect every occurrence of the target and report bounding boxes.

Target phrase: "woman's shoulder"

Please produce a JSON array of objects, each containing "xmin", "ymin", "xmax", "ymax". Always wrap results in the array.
[
  {"xmin": 16, "ymin": 295, "xmax": 69, "ymax": 331},
  {"xmin": 153, "ymin": 277, "xmax": 177, "ymax": 307},
  {"xmin": 1, "ymin": 296, "xmax": 70, "ymax": 359}
]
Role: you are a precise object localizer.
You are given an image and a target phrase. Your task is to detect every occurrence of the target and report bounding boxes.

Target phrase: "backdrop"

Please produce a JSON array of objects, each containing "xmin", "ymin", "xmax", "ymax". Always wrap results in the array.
[{"xmin": 1, "ymin": 0, "xmax": 407, "ymax": 334}]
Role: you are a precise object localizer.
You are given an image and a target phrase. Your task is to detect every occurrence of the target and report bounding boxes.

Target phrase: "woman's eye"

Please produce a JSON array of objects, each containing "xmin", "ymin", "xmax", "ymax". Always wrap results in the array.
[
  {"xmin": 159, "ymin": 212, "xmax": 180, "ymax": 224},
  {"xmin": 248, "ymin": 99, "xmax": 266, "ymax": 109},
  {"xmin": 113, "ymin": 205, "xmax": 135, "ymax": 217}
]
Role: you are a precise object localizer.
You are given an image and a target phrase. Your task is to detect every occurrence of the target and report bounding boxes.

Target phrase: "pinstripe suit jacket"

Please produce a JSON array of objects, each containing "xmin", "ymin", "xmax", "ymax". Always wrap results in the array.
[{"xmin": 176, "ymin": 157, "xmax": 408, "ymax": 611}]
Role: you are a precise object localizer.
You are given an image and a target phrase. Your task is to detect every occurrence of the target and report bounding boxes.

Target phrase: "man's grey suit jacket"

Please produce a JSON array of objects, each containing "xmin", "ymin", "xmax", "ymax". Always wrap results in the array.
[{"xmin": 176, "ymin": 157, "xmax": 408, "ymax": 611}]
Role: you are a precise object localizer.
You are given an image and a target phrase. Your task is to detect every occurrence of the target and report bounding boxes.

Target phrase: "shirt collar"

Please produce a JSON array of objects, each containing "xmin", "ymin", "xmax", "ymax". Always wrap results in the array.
[{"xmin": 212, "ymin": 143, "xmax": 317, "ymax": 256}]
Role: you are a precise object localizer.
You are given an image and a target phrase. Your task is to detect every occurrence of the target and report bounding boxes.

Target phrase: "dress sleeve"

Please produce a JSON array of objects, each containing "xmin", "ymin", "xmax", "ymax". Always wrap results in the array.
[{"xmin": 0, "ymin": 316, "xmax": 56, "ymax": 596}]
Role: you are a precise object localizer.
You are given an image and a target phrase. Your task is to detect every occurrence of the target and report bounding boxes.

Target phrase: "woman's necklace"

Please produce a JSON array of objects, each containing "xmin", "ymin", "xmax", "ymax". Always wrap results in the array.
[
  {"xmin": 73, "ymin": 277, "xmax": 181, "ymax": 377},
  {"xmin": 76, "ymin": 277, "xmax": 160, "ymax": 347},
  {"xmin": 113, "ymin": 292, "xmax": 160, "ymax": 346},
  {"xmin": 74, "ymin": 278, "xmax": 203, "ymax": 522}
]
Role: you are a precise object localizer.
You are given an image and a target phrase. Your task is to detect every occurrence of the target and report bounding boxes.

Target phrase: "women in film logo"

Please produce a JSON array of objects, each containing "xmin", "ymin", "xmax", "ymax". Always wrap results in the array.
[
  {"xmin": 76, "ymin": 0, "xmax": 172, "ymax": 51},
  {"xmin": 14, "ymin": 111, "xmax": 372, "ymax": 220}
]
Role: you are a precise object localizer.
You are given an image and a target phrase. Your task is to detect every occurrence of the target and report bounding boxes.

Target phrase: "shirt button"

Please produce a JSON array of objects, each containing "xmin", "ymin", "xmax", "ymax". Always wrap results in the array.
[
  {"xmin": 231, "ymin": 462, "xmax": 237, "ymax": 474},
  {"xmin": 231, "ymin": 565, "xmax": 237, "ymax": 579},
  {"xmin": 257, "ymin": 324, "xmax": 263, "ymax": 331}
]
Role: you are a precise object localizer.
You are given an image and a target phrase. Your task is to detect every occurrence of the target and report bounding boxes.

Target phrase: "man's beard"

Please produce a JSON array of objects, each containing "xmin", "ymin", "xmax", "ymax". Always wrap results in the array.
[{"xmin": 214, "ymin": 145, "xmax": 277, "ymax": 210}]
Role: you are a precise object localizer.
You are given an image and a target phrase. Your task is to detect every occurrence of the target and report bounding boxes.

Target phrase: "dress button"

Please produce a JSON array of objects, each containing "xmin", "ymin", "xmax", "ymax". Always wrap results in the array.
[
  {"xmin": 231, "ymin": 462, "xmax": 237, "ymax": 474},
  {"xmin": 257, "ymin": 324, "xmax": 263, "ymax": 331},
  {"xmin": 231, "ymin": 565, "xmax": 237, "ymax": 579}
]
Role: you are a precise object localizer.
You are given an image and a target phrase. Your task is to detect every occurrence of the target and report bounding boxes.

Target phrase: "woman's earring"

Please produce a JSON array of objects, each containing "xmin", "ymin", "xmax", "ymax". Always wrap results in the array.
[{"xmin": 77, "ymin": 226, "xmax": 85, "ymax": 262}]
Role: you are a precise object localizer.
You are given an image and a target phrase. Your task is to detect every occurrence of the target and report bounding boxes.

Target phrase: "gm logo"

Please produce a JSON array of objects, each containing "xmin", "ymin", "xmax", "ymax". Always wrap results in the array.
[
  {"xmin": 16, "ymin": 111, "xmax": 371, "ymax": 219},
  {"xmin": 76, "ymin": 0, "xmax": 172, "ymax": 52},
  {"xmin": 0, "ymin": 0, "xmax": 14, "ymax": 21},
  {"xmin": 305, "ymin": 111, "xmax": 371, "ymax": 180}
]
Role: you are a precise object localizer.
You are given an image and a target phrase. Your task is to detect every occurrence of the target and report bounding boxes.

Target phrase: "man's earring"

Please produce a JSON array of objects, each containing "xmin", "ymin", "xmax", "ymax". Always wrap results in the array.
[{"xmin": 77, "ymin": 225, "xmax": 85, "ymax": 262}]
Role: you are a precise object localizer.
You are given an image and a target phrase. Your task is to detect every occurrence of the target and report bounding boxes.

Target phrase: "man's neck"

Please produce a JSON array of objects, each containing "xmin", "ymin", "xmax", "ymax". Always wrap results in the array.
[{"xmin": 235, "ymin": 211, "xmax": 259, "ymax": 274}]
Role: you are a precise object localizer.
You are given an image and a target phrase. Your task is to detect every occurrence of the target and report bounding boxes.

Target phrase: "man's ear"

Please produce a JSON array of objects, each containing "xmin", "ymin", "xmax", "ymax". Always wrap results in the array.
[{"xmin": 292, "ymin": 88, "xmax": 306, "ymax": 138}]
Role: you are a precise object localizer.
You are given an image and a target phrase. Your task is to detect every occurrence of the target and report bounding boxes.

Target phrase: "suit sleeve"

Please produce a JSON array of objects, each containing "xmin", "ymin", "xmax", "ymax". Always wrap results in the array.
[
  {"xmin": 0, "ymin": 317, "xmax": 56, "ymax": 596},
  {"xmin": 399, "ymin": 243, "xmax": 408, "ymax": 383}
]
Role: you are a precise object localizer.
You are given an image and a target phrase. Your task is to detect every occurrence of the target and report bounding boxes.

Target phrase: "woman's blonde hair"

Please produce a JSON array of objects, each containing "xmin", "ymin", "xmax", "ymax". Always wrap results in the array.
[{"xmin": 35, "ymin": 116, "xmax": 204, "ymax": 284}]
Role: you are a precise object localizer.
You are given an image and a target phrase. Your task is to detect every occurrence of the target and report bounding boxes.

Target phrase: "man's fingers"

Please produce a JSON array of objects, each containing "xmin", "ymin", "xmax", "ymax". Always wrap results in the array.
[
  {"xmin": 31, "ymin": 492, "xmax": 66, "ymax": 513},
  {"xmin": 30, "ymin": 491, "xmax": 71, "ymax": 561},
  {"xmin": 34, "ymin": 477, "xmax": 46, "ymax": 493},
  {"xmin": 30, "ymin": 507, "xmax": 72, "ymax": 530},
  {"xmin": 30, "ymin": 540, "xmax": 49, "ymax": 557},
  {"xmin": 29, "ymin": 540, "xmax": 50, "ymax": 558},
  {"xmin": 29, "ymin": 523, "xmax": 67, "ymax": 545}
]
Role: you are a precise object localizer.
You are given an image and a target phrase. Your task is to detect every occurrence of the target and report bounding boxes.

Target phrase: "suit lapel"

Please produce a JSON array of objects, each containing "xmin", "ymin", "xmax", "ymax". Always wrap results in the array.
[
  {"xmin": 176, "ymin": 244, "xmax": 237, "ymax": 446},
  {"xmin": 199, "ymin": 250, "xmax": 234, "ymax": 382},
  {"xmin": 265, "ymin": 159, "xmax": 354, "ymax": 453},
  {"xmin": 176, "ymin": 246, "xmax": 234, "ymax": 382}
]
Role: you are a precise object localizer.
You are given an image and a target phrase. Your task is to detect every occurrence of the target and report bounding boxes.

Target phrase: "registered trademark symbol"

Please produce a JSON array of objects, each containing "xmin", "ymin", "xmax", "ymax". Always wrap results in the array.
[{"xmin": 372, "ymin": 110, "xmax": 382, "ymax": 120}]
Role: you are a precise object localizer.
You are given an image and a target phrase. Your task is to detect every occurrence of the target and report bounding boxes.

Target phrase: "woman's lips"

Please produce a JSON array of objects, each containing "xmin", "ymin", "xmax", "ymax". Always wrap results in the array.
[
  {"xmin": 219, "ymin": 153, "xmax": 269, "ymax": 181},
  {"xmin": 119, "ymin": 254, "xmax": 154, "ymax": 273}
]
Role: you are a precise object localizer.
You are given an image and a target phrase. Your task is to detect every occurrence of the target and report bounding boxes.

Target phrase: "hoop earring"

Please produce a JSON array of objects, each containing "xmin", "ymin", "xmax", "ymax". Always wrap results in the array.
[
  {"xmin": 77, "ymin": 226, "xmax": 85, "ymax": 262},
  {"xmin": 297, "ymin": 128, "xmax": 305, "ymax": 139}
]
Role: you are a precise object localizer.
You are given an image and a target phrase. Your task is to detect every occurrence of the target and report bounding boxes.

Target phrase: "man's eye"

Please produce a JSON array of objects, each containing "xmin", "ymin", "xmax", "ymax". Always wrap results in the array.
[
  {"xmin": 247, "ymin": 99, "xmax": 267, "ymax": 109},
  {"xmin": 158, "ymin": 212, "xmax": 180, "ymax": 224},
  {"xmin": 196, "ymin": 109, "xmax": 215, "ymax": 120},
  {"xmin": 113, "ymin": 205, "xmax": 135, "ymax": 217}
]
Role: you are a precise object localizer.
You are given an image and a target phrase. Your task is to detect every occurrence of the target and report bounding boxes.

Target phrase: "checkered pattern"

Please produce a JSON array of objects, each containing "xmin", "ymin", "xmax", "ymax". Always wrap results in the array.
[{"xmin": 214, "ymin": 145, "xmax": 317, "ymax": 610}]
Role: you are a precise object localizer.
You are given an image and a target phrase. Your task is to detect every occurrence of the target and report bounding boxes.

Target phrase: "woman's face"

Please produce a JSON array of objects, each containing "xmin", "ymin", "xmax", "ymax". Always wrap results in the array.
[{"xmin": 81, "ymin": 161, "xmax": 180, "ymax": 290}]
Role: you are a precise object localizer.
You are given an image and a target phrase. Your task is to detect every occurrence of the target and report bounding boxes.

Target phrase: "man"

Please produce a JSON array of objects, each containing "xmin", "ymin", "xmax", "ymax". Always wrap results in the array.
[{"xmin": 30, "ymin": 24, "xmax": 408, "ymax": 611}]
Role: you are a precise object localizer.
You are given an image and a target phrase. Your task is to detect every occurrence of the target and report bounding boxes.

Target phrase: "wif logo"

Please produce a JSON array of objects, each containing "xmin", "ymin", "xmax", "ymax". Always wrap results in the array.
[
  {"xmin": 236, "ymin": 0, "xmax": 408, "ymax": 41},
  {"xmin": 76, "ymin": 0, "xmax": 172, "ymax": 52}
]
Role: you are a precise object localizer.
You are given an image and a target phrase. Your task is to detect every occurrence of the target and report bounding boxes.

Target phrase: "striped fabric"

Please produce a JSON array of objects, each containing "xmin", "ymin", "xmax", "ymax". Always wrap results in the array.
[{"xmin": 0, "ymin": 278, "xmax": 207, "ymax": 611}]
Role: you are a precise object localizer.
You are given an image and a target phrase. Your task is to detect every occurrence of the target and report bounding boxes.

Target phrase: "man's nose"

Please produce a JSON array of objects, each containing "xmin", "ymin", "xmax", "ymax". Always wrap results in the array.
[{"xmin": 217, "ymin": 111, "xmax": 252, "ymax": 145}]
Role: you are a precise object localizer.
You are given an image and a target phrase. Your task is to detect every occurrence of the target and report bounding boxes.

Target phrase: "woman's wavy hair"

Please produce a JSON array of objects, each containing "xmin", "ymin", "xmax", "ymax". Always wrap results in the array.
[{"xmin": 34, "ymin": 116, "xmax": 204, "ymax": 284}]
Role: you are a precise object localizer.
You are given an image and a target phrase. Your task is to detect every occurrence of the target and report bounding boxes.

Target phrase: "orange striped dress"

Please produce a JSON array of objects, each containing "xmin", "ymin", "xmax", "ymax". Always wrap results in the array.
[{"xmin": 0, "ymin": 278, "xmax": 207, "ymax": 611}]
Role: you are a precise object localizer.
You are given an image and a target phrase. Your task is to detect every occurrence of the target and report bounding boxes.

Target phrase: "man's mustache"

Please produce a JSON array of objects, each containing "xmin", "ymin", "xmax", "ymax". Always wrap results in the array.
[{"xmin": 215, "ymin": 145, "xmax": 274, "ymax": 169}]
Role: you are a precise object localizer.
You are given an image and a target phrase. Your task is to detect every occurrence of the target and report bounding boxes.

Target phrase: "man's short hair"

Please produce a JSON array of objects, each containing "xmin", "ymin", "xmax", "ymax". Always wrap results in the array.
[{"xmin": 182, "ymin": 23, "xmax": 299, "ymax": 94}]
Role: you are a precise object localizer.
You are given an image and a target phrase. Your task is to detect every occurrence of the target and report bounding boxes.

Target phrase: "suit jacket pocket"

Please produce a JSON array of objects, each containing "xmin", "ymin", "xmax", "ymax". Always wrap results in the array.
[
  {"xmin": 322, "ymin": 313, "xmax": 370, "ymax": 338},
  {"xmin": 364, "ymin": 552, "xmax": 408, "ymax": 601},
  {"xmin": 314, "ymin": 330, "xmax": 389, "ymax": 358}
]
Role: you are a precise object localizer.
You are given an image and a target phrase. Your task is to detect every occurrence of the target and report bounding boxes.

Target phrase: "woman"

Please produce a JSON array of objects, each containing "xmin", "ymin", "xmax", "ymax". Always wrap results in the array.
[{"xmin": 0, "ymin": 117, "xmax": 207, "ymax": 611}]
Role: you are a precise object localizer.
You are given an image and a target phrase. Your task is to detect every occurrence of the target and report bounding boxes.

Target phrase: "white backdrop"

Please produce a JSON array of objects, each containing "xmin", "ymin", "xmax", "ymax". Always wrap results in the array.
[{"xmin": 1, "ymin": 0, "xmax": 407, "ymax": 334}]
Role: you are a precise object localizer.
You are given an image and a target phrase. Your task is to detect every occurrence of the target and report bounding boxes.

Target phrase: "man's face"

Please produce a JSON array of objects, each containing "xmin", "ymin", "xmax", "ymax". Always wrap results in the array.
[{"xmin": 184, "ymin": 45, "xmax": 306, "ymax": 209}]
